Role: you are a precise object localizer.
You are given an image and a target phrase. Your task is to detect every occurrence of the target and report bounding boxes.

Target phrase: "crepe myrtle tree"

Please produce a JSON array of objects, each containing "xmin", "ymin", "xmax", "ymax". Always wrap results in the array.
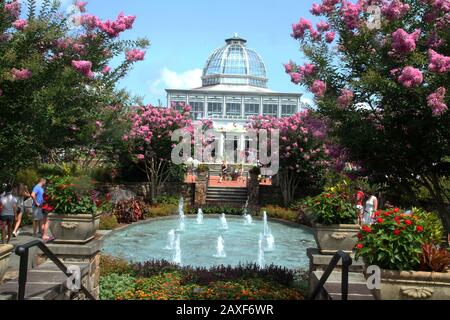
[
  {"xmin": 0, "ymin": 0, "xmax": 149, "ymax": 180},
  {"xmin": 286, "ymin": 0, "xmax": 450, "ymax": 233},
  {"xmin": 123, "ymin": 104, "xmax": 213, "ymax": 202},
  {"xmin": 248, "ymin": 111, "xmax": 346, "ymax": 205}
]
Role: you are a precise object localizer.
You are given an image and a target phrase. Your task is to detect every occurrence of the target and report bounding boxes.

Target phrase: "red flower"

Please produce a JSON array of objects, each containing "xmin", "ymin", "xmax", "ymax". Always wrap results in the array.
[
  {"xmin": 357, "ymin": 233, "xmax": 363, "ymax": 240},
  {"xmin": 384, "ymin": 211, "xmax": 392, "ymax": 217},
  {"xmin": 405, "ymin": 219, "xmax": 413, "ymax": 226},
  {"xmin": 394, "ymin": 229, "xmax": 401, "ymax": 236},
  {"xmin": 375, "ymin": 211, "xmax": 381, "ymax": 217},
  {"xmin": 416, "ymin": 226, "xmax": 424, "ymax": 233},
  {"xmin": 377, "ymin": 218, "xmax": 384, "ymax": 224},
  {"xmin": 394, "ymin": 216, "xmax": 401, "ymax": 224},
  {"xmin": 356, "ymin": 244, "xmax": 363, "ymax": 250},
  {"xmin": 362, "ymin": 225, "xmax": 372, "ymax": 233},
  {"xmin": 393, "ymin": 208, "xmax": 400, "ymax": 213}
]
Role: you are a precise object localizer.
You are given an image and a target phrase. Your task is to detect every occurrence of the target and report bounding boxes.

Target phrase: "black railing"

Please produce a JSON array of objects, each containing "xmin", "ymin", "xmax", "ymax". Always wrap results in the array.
[
  {"xmin": 15, "ymin": 240, "xmax": 95, "ymax": 300},
  {"xmin": 308, "ymin": 250, "xmax": 353, "ymax": 301}
]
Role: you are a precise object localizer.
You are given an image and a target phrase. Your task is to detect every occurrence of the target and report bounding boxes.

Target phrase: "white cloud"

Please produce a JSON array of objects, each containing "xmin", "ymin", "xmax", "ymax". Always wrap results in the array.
[{"xmin": 149, "ymin": 67, "xmax": 202, "ymax": 96}]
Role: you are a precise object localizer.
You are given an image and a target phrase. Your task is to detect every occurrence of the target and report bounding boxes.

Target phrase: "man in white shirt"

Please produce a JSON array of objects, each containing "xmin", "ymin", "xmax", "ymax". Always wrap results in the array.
[{"xmin": 1, "ymin": 184, "xmax": 17, "ymax": 244}]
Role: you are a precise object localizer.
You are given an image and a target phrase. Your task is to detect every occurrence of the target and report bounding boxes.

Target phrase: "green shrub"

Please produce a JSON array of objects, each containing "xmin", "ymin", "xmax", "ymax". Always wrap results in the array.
[
  {"xmin": 100, "ymin": 255, "xmax": 133, "ymax": 277},
  {"xmin": 412, "ymin": 208, "xmax": 445, "ymax": 244},
  {"xmin": 304, "ymin": 182, "xmax": 356, "ymax": 225},
  {"xmin": 15, "ymin": 168, "xmax": 40, "ymax": 189},
  {"xmin": 261, "ymin": 206, "xmax": 298, "ymax": 222},
  {"xmin": 100, "ymin": 214, "xmax": 119, "ymax": 230},
  {"xmin": 153, "ymin": 196, "xmax": 179, "ymax": 205},
  {"xmin": 100, "ymin": 274, "xmax": 137, "ymax": 300},
  {"xmin": 355, "ymin": 209, "xmax": 432, "ymax": 271},
  {"xmin": 145, "ymin": 204, "xmax": 178, "ymax": 218}
]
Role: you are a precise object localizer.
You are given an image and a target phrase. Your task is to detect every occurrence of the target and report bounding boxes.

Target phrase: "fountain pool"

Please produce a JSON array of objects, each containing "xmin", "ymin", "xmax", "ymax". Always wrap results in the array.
[{"xmin": 102, "ymin": 216, "xmax": 316, "ymax": 270}]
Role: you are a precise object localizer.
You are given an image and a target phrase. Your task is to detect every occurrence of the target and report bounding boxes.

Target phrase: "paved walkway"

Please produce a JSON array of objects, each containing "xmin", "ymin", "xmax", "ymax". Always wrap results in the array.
[{"xmin": 2, "ymin": 225, "xmax": 41, "ymax": 283}]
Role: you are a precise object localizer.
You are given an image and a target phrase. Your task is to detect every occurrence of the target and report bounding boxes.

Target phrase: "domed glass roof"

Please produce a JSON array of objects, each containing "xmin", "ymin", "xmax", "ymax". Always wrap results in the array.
[{"xmin": 202, "ymin": 35, "xmax": 268, "ymax": 88}]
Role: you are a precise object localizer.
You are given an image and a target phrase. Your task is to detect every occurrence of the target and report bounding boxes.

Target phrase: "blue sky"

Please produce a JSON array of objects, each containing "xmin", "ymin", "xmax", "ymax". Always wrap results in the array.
[{"xmin": 68, "ymin": 0, "xmax": 319, "ymax": 105}]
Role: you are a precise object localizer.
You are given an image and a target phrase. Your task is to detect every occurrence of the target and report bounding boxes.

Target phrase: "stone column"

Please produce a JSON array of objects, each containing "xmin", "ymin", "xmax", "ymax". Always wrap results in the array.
[
  {"xmin": 194, "ymin": 173, "xmax": 208, "ymax": 207},
  {"xmin": 248, "ymin": 172, "xmax": 260, "ymax": 207}
]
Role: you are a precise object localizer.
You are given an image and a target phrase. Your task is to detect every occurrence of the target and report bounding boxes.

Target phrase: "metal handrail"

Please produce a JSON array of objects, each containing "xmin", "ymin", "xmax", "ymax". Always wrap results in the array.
[
  {"xmin": 308, "ymin": 250, "xmax": 353, "ymax": 301},
  {"xmin": 15, "ymin": 240, "xmax": 96, "ymax": 300}
]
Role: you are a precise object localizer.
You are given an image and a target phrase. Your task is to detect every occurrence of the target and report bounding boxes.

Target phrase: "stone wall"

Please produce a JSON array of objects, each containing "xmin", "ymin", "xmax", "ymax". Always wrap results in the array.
[{"xmin": 100, "ymin": 182, "xmax": 195, "ymax": 204}]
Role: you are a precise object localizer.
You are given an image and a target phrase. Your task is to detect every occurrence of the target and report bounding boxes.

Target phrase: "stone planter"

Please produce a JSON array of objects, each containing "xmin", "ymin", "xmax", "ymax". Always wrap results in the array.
[
  {"xmin": 0, "ymin": 244, "xmax": 13, "ymax": 282},
  {"xmin": 48, "ymin": 213, "xmax": 101, "ymax": 244},
  {"xmin": 372, "ymin": 269, "xmax": 450, "ymax": 300},
  {"xmin": 313, "ymin": 223, "xmax": 360, "ymax": 255}
]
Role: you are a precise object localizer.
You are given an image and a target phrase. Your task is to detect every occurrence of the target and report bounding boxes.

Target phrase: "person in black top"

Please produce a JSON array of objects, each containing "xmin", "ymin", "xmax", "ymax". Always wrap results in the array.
[{"xmin": 219, "ymin": 160, "xmax": 228, "ymax": 183}]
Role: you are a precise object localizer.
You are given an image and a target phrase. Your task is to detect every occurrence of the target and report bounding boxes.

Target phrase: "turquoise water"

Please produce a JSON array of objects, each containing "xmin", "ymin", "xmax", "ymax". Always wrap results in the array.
[{"xmin": 102, "ymin": 216, "xmax": 315, "ymax": 270}]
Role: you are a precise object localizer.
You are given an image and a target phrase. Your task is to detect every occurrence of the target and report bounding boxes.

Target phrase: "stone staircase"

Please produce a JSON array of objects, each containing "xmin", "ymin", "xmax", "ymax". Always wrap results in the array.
[
  {"xmin": 0, "ymin": 261, "xmax": 89, "ymax": 300},
  {"xmin": 310, "ymin": 270, "xmax": 375, "ymax": 300},
  {"xmin": 307, "ymin": 248, "xmax": 375, "ymax": 300},
  {"xmin": 206, "ymin": 186, "xmax": 248, "ymax": 206}
]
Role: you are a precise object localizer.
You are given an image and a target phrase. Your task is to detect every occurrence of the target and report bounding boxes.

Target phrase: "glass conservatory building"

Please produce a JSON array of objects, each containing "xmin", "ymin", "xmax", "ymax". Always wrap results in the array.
[{"xmin": 166, "ymin": 35, "xmax": 303, "ymax": 163}]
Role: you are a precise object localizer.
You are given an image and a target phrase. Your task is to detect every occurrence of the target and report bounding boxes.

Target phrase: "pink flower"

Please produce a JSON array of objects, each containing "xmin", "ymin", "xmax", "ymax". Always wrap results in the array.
[
  {"xmin": 290, "ymin": 72, "xmax": 302, "ymax": 84},
  {"xmin": 325, "ymin": 31, "xmax": 335, "ymax": 43},
  {"xmin": 427, "ymin": 87, "xmax": 448, "ymax": 116},
  {"xmin": 102, "ymin": 66, "xmax": 111, "ymax": 74},
  {"xmin": 382, "ymin": 0, "xmax": 410, "ymax": 20},
  {"xmin": 391, "ymin": 28, "xmax": 420, "ymax": 54},
  {"xmin": 291, "ymin": 18, "xmax": 313, "ymax": 39},
  {"xmin": 317, "ymin": 21, "xmax": 330, "ymax": 32},
  {"xmin": 428, "ymin": 49, "xmax": 450, "ymax": 73},
  {"xmin": 311, "ymin": 4, "xmax": 323, "ymax": 15},
  {"xmin": 340, "ymin": 1, "xmax": 361, "ymax": 29},
  {"xmin": 284, "ymin": 61, "xmax": 296, "ymax": 73},
  {"xmin": 80, "ymin": 14, "xmax": 101, "ymax": 29},
  {"xmin": 12, "ymin": 19, "xmax": 27, "ymax": 30},
  {"xmin": 136, "ymin": 154, "xmax": 145, "ymax": 160},
  {"xmin": 311, "ymin": 80, "xmax": 327, "ymax": 98},
  {"xmin": 337, "ymin": 89, "xmax": 354, "ymax": 108},
  {"xmin": 126, "ymin": 49, "xmax": 146, "ymax": 62},
  {"xmin": 303, "ymin": 63, "xmax": 316, "ymax": 75},
  {"xmin": 75, "ymin": 1, "xmax": 88, "ymax": 13},
  {"xmin": 11, "ymin": 68, "xmax": 32, "ymax": 80},
  {"xmin": 71, "ymin": 60, "xmax": 94, "ymax": 78},
  {"xmin": 4, "ymin": 1, "xmax": 21, "ymax": 18},
  {"xmin": 397, "ymin": 66, "xmax": 423, "ymax": 88},
  {"xmin": 99, "ymin": 12, "xmax": 135, "ymax": 37}
]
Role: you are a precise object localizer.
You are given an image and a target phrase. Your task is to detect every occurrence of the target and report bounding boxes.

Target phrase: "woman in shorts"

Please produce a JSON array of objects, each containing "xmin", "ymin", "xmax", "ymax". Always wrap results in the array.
[{"xmin": 1, "ymin": 184, "xmax": 17, "ymax": 244}]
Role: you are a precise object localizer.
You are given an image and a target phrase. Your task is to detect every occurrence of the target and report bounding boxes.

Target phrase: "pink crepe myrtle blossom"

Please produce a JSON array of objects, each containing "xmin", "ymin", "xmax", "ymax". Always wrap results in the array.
[
  {"xmin": 291, "ymin": 18, "xmax": 313, "ymax": 39},
  {"xmin": 12, "ymin": 19, "xmax": 27, "ymax": 30},
  {"xmin": 337, "ymin": 89, "xmax": 354, "ymax": 108},
  {"xmin": 303, "ymin": 63, "xmax": 316, "ymax": 75},
  {"xmin": 80, "ymin": 14, "xmax": 101, "ymax": 29},
  {"xmin": 102, "ymin": 66, "xmax": 111, "ymax": 74},
  {"xmin": 311, "ymin": 4, "xmax": 324, "ymax": 15},
  {"xmin": 397, "ymin": 66, "xmax": 423, "ymax": 88},
  {"xmin": 428, "ymin": 49, "xmax": 450, "ymax": 73},
  {"xmin": 311, "ymin": 80, "xmax": 327, "ymax": 98},
  {"xmin": 11, "ymin": 68, "xmax": 32, "ymax": 80},
  {"xmin": 340, "ymin": 1, "xmax": 362, "ymax": 29},
  {"xmin": 75, "ymin": 1, "xmax": 88, "ymax": 13},
  {"xmin": 4, "ymin": 1, "xmax": 21, "ymax": 18},
  {"xmin": 99, "ymin": 12, "xmax": 136, "ymax": 37},
  {"xmin": 284, "ymin": 61, "xmax": 296, "ymax": 73},
  {"xmin": 317, "ymin": 21, "xmax": 330, "ymax": 32},
  {"xmin": 427, "ymin": 87, "xmax": 448, "ymax": 116},
  {"xmin": 391, "ymin": 29, "xmax": 420, "ymax": 54},
  {"xmin": 381, "ymin": 0, "xmax": 410, "ymax": 20},
  {"xmin": 71, "ymin": 60, "xmax": 94, "ymax": 78},
  {"xmin": 136, "ymin": 154, "xmax": 145, "ymax": 160},
  {"xmin": 429, "ymin": 0, "xmax": 450, "ymax": 12},
  {"xmin": 290, "ymin": 72, "xmax": 302, "ymax": 84},
  {"xmin": 325, "ymin": 31, "xmax": 335, "ymax": 43},
  {"xmin": 126, "ymin": 49, "xmax": 146, "ymax": 62}
]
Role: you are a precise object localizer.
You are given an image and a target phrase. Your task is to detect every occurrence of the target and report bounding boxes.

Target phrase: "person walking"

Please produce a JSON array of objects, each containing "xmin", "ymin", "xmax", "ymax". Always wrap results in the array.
[
  {"xmin": 362, "ymin": 192, "xmax": 378, "ymax": 226},
  {"xmin": 1, "ymin": 184, "xmax": 17, "ymax": 244},
  {"xmin": 219, "ymin": 160, "xmax": 228, "ymax": 183},
  {"xmin": 12, "ymin": 183, "xmax": 31, "ymax": 237},
  {"xmin": 355, "ymin": 186, "xmax": 365, "ymax": 225},
  {"xmin": 31, "ymin": 178, "xmax": 46, "ymax": 238}
]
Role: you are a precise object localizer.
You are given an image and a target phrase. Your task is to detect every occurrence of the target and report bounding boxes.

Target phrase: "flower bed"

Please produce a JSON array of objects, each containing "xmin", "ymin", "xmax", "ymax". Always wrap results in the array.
[{"xmin": 99, "ymin": 256, "xmax": 306, "ymax": 300}]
